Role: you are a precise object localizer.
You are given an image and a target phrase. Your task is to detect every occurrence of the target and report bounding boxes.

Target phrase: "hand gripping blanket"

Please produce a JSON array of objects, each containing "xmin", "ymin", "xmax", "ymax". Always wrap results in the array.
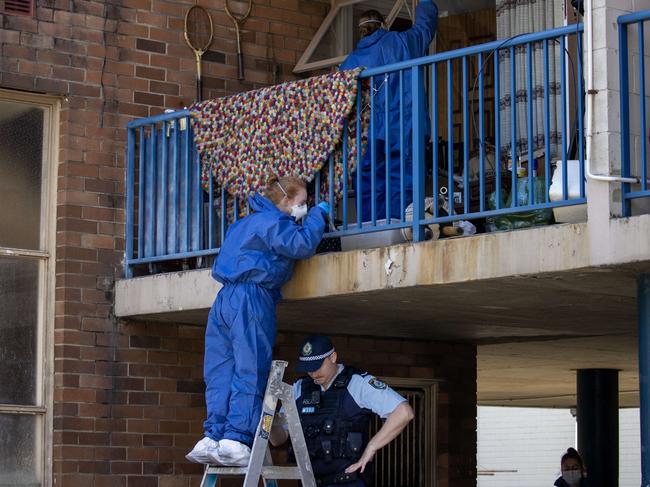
[{"xmin": 190, "ymin": 69, "xmax": 368, "ymax": 209}]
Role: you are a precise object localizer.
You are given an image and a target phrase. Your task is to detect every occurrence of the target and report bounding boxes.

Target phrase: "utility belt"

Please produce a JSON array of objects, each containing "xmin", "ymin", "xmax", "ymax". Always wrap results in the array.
[
  {"xmin": 316, "ymin": 470, "xmax": 359, "ymax": 486},
  {"xmin": 289, "ymin": 431, "xmax": 364, "ymax": 462},
  {"xmin": 309, "ymin": 432, "xmax": 364, "ymax": 461}
]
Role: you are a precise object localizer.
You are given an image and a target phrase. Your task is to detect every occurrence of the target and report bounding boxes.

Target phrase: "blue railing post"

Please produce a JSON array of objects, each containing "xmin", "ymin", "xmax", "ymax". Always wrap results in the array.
[
  {"xmin": 125, "ymin": 127, "xmax": 135, "ymax": 278},
  {"xmin": 137, "ymin": 128, "xmax": 145, "ymax": 259},
  {"xmin": 123, "ymin": 25, "xmax": 590, "ymax": 276},
  {"xmin": 639, "ymin": 273, "xmax": 650, "ymax": 487},
  {"xmin": 639, "ymin": 22, "xmax": 648, "ymax": 195},
  {"xmin": 411, "ymin": 64, "xmax": 425, "ymax": 242},
  {"xmin": 618, "ymin": 19, "xmax": 632, "ymax": 216}
]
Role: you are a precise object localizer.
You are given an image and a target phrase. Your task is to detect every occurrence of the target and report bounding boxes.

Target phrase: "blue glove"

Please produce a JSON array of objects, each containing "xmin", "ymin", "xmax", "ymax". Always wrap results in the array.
[{"xmin": 317, "ymin": 202, "xmax": 331, "ymax": 216}]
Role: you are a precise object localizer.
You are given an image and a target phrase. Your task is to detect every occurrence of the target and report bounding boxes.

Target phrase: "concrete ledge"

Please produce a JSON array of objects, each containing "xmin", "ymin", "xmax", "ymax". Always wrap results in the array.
[
  {"xmin": 114, "ymin": 215, "xmax": 650, "ymax": 321},
  {"xmin": 116, "ymin": 222, "xmax": 590, "ymax": 318}
]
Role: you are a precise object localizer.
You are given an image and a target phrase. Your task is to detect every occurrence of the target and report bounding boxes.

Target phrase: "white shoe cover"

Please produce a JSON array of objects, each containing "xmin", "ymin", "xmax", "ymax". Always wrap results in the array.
[
  {"xmin": 185, "ymin": 437, "xmax": 219, "ymax": 464},
  {"xmin": 215, "ymin": 438, "xmax": 251, "ymax": 467}
]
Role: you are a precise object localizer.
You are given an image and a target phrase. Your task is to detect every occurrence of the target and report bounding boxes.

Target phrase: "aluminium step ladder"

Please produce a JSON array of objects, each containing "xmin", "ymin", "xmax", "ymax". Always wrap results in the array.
[{"xmin": 200, "ymin": 360, "xmax": 316, "ymax": 487}]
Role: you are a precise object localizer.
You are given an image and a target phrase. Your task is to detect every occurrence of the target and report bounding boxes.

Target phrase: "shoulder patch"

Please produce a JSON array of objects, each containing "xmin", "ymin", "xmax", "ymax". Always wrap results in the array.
[{"xmin": 368, "ymin": 377, "xmax": 387, "ymax": 390}]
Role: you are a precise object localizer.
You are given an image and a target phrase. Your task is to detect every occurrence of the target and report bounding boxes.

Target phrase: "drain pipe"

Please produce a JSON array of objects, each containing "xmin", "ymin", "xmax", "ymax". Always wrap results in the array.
[{"xmin": 584, "ymin": 0, "xmax": 639, "ymax": 183}]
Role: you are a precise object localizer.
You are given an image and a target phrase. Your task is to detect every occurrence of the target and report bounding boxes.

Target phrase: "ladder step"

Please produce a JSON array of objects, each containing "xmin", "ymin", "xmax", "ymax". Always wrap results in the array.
[
  {"xmin": 205, "ymin": 466, "xmax": 248, "ymax": 476},
  {"xmin": 261, "ymin": 466, "xmax": 302, "ymax": 480},
  {"xmin": 205, "ymin": 465, "xmax": 302, "ymax": 480}
]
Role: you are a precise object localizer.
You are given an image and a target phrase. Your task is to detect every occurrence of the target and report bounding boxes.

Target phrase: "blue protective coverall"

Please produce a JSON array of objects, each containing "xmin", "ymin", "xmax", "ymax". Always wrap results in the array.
[
  {"xmin": 340, "ymin": 1, "xmax": 438, "ymax": 221},
  {"xmin": 203, "ymin": 193, "xmax": 326, "ymax": 446}
]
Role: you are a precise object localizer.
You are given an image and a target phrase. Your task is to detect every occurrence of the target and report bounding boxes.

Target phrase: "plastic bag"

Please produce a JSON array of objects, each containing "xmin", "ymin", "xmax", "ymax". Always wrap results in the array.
[{"xmin": 487, "ymin": 177, "xmax": 554, "ymax": 231}]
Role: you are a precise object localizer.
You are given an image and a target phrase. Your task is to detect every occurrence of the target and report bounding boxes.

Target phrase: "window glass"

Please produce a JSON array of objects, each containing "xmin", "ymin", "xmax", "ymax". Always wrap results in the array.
[
  {"xmin": 0, "ymin": 257, "xmax": 39, "ymax": 405},
  {"xmin": 0, "ymin": 101, "xmax": 44, "ymax": 250},
  {"xmin": 0, "ymin": 414, "xmax": 40, "ymax": 487}
]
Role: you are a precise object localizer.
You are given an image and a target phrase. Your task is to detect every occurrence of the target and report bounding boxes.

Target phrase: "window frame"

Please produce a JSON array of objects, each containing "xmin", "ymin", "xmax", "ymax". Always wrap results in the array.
[
  {"xmin": 0, "ymin": 88, "xmax": 59, "ymax": 487},
  {"xmin": 294, "ymin": 0, "xmax": 418, "ymax": 73}
]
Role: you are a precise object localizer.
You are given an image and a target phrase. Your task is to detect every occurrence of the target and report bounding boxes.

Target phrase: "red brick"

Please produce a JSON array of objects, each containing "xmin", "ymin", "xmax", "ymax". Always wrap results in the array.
[
  {"xmin": 99, "ymin": 166, "xmax": 125, "ymax": 181},
  {"xmin": 136, "ymin": 65, "xmax": 166, "ymax": 81},
  {"xmin": 128, "ymin": 447, "xmax": 157, "ymax": 462},
  {"xmin": 95, "ymin": 475, "xmax": 127, "ymax": 487},
  {"xmin": 127, "ymin": 476, "xmax": 158, "ymax": 487},
  {"xmin": 149, "ymin": 80, "xmax": 179, "ymax": 95},
  {"xmin": 145, "ymin": 378, "xmax": 176, "ymax": 392},
  {"xmin": 128, "ymin": 392, "xmax": 159, "ymax": 405},
  {"xmin": 111, "ymin": 461, "xmax": 143, "ymax": 475},
  {"xmin": 134, "ymin": 91, "xmax": 165, "ymax": 106},
  {"xmin": 143, "ymin": 434, "xmax": 173, "ymax": 447},
  {"xmin": 80, "ymin": 234, "xmax": 115, "ymax": 250},
  {"xmin": 127, "ymin": 419, "xmax": 158, "ymax": 433}
]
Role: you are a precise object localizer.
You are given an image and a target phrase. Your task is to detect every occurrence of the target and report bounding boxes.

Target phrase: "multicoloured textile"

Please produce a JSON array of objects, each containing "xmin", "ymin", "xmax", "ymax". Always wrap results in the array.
[{"xmin": 190, "ymin": 69, "xmax": 368, "ymax": 207}]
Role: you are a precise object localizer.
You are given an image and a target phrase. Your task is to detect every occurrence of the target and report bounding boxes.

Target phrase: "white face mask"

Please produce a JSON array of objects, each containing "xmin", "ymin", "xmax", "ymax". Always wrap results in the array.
[
  {"xmin": 291, "ymin": 204, "xmax": 308, "ymax": 221},
  {"xmin": 562, "ymin": 470, "xmax": 582, "ymax": 485}
]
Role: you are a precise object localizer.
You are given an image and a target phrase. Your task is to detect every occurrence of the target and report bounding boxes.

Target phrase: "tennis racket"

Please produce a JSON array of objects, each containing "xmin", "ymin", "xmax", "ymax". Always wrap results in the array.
[
  {"xmin": 224, "ymin": 0, "xmax": 252, "ymax": 81},
  {"xmin": 184, "ymin": 5, "xmax": 214, "ymax": 102}
]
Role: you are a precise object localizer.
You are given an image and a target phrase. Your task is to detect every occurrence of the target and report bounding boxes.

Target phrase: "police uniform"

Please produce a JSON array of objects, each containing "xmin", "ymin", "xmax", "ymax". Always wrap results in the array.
[{"xmin": 289, "ymin": 336, "xmax": 407, "ymax": 487}]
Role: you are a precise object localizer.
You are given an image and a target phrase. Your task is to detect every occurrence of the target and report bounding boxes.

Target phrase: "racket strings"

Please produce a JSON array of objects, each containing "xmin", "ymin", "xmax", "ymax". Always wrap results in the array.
[
  {"xmin": 185, "ymin": 6, "xmax": 213, "ymax": 52},
  {"xmin": 225, "ymin": 0, "xmax": 252, "ymax": 25}
]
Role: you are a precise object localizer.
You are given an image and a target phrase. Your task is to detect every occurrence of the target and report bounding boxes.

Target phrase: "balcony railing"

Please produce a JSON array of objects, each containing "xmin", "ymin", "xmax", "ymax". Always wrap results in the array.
[
  {"xmin": 125, "ymin": 24, "xmax": 586, "ymax": 277},
  {"xmin": 619, "ymin": 10, "xmax": 650, "ymax": 215}
]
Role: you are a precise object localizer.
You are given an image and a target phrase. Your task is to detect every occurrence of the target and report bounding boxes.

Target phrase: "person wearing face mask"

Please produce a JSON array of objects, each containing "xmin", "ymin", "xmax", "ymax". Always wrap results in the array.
[
  {"xmin": 554, "ymin": 447, "xmax": 589, "ymax": 487},
  {"xmin": 186, "ymin": 176, "xmax": 329, "ymax": 466},
  {"xmin": 340, "ymin": 0, "xmax": 438, "ymax": 222}
]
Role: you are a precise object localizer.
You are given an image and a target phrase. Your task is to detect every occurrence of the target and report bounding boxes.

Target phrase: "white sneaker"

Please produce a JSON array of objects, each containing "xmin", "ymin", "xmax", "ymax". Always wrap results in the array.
[
  {"xmin": 185, "ymin": 437, "xmax": 219, "ymax": 464},
  {"xmin": 215, "ymin": 438, "xmax": 251, "ymax": 467}
]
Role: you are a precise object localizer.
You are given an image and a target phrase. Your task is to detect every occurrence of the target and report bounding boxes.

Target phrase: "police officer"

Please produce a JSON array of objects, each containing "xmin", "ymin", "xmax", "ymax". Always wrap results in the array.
[{"xmin": 270, "ymin": 335, "xmax": 414, "ymax": 486}]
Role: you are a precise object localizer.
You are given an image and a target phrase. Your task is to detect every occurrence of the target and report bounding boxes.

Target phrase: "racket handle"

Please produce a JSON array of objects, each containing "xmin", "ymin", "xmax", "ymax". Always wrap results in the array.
[
  {"xmin": 237, "ymin": 52, "xmax": 245, "ymax": 80},
  {"xmin": 197, "ymin": 77, "xmax": 202, "ymax": 102}
]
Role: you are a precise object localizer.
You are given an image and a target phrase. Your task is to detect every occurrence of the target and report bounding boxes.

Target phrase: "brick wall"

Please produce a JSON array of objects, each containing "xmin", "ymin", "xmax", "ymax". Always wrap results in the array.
[
  {"xmin": 0, "ymin": 1, "xmax": 476, "ymax": 486},
  {"xmin": 1, "ymin": 1, "xmax": 326, "ymax": 486},
  {"xmin": 53, "ymin": 321, "xmax": 476, "ymax": 487}
]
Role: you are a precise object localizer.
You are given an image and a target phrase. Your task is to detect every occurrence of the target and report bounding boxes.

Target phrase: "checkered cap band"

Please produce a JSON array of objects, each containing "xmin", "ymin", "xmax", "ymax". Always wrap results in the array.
[{"xmin": 298, "ymin": 348, "xmax": 335, "ymax": 362}]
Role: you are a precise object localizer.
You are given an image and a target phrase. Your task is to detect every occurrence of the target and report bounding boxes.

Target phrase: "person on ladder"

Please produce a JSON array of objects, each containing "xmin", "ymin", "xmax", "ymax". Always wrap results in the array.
[
  {"xmin": 270, "ymin": 335, "xmax": 415, "ymax": 486},
  {"xmin": 186, "ymin": 176, "xmax": 329, "ymax": 466}
]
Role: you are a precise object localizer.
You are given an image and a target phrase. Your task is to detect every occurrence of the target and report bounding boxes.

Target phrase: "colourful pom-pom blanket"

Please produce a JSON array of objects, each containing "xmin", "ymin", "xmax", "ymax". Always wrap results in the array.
[{"xmin": 190, "ymin": 69, "xmax": 368, "ymax": 206}]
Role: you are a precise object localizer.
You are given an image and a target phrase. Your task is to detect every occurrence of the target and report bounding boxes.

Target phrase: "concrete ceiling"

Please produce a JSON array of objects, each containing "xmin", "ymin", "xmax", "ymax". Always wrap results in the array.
[
  {"xmin": 478, "ymin": 335, "xmax": 639, "ymax": 408},
  {"xmin": 131, "ymin": 262, "xmax": 648, "ymax": 408}
]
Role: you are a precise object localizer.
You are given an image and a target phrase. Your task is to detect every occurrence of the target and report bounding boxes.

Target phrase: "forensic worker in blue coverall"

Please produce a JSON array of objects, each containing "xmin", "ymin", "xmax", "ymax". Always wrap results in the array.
[
  {"xmin": 186, "ymin": 175, "xmax": 328, "ymax": 467},
  {"xmin": 340, "ymin": 0, "xmax": 438, "ymax": 222}
]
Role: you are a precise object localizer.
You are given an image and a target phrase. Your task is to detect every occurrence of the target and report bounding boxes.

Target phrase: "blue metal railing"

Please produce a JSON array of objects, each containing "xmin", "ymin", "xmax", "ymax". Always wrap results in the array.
[
  {"xmin": 619, "ymin": 11, "xmax": 650, "ymax": 215},
  {"xmin": 125, "ymin": 24, "xmax": 586, "ymax": 277}
]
